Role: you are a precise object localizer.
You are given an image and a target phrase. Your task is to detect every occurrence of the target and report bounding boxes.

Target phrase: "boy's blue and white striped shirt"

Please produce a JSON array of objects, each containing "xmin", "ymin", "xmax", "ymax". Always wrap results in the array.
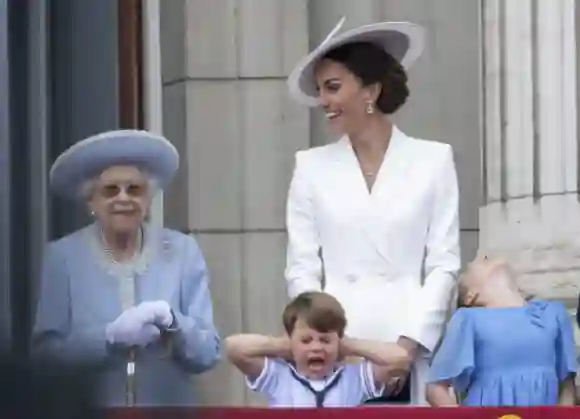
[{"xmin": 245, "ymin": 358, "xmax": 384, "ymax": 407}]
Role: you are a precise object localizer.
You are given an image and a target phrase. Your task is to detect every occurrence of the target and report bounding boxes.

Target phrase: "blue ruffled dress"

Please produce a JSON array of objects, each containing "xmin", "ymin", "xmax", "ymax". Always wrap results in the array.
[{"xmin": 428, "ymin": 299, "xmax": 578, "ymax": 406}]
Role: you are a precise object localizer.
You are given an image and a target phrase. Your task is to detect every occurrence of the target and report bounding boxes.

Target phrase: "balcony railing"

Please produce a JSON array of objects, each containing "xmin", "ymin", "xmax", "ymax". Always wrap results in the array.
[{"xmin": 104, "ymin": 406, "xmax": 580, "ymax": 419}]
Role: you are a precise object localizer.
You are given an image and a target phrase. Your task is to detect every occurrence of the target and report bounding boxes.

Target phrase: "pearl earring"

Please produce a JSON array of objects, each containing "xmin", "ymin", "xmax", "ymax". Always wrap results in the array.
[{"xmin": 366, "ymin": 101, "xmax": 374, "ymax": 115}]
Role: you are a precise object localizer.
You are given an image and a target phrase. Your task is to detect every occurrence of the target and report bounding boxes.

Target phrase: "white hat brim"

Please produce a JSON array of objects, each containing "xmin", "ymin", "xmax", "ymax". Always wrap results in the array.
[
  {"xmin": 49, "ymin": 130, "xmax": 179, "ymax": 200},
  {"xmin": 287, "ymin": 18, "xmax": 425, "ymax": 106}
]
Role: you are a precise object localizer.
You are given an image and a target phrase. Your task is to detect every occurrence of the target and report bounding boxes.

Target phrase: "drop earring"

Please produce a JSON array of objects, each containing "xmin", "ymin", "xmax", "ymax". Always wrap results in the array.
[{"xmin": 366, "ymin": 101, "xmax": 374, "ymax": 115}]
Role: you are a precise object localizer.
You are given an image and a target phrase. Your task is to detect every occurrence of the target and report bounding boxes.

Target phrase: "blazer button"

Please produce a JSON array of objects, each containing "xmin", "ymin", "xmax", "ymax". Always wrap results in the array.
[
  {"xmin": 377, "ymin": 272, "xmax": 393, "ymax": 282},
  {"xmin": 346, "ymin": 274, "xmax": 357, "ymax": 283}
]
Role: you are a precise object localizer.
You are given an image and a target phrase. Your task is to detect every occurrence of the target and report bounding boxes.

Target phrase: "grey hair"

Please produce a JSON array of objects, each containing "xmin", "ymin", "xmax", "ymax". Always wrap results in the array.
[{"xmin": 79, "ymin": 169, "xmax": 160, "ymax": 202}]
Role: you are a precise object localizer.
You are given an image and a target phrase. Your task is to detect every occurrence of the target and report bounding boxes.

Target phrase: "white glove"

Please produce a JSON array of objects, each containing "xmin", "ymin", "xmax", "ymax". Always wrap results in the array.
[
  {"xmin": 105, "ymin": 307, "xmax": 161, "ymax": 347},
  {"xmin": 134, "ymin": 300, "xmax": 174, "ymax": 329}
]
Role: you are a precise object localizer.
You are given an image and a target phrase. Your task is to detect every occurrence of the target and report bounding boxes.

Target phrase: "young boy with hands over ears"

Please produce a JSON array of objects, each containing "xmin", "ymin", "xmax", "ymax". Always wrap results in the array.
[{"xmin": 225, "ymin": 291, "xmax": 411, "ymax": 407}]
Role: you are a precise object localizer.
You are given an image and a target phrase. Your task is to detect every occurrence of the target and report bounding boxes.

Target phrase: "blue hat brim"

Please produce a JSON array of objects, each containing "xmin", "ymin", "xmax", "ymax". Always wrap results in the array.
[{"xmin": 49, "ymin": 130, "xmax": 179, "ymax": 200}]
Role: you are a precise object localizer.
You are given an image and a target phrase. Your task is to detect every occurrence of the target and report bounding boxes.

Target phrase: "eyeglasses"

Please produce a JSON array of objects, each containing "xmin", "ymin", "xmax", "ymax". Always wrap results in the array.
[{"xmin": 98, "ymin": 183, "xmax": 148, "ymax": 199}]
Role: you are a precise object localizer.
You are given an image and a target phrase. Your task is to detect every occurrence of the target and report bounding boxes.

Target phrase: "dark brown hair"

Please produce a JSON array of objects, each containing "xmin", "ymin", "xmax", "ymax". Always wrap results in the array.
[
  {"xmin": 322, "ymin": 41, "xmax": 409, "ymax": 114},
  {"xmin": 282, "ymin": 291, "xmax": 347, "ymax": 337}
]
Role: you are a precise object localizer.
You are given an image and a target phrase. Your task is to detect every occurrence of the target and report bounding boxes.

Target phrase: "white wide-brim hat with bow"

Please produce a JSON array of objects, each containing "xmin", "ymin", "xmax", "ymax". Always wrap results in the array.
[
  {"xmin": 287, "ymin": 17, "xmax": 425, "ymax": 107},
  {"xmin": 49, "ymin": 130, "xmax": 179, "ymax": 200}
]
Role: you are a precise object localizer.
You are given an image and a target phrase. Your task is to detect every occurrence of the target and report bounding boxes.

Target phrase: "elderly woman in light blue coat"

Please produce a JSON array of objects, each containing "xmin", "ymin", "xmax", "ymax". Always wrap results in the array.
[{"xmin": 31, "ymin": 130, "xmax": 221, "ymax": 406}]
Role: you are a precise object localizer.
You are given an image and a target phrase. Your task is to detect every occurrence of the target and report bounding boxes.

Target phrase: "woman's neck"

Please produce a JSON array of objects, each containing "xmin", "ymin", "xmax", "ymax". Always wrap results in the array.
[
  {"xmin": 348, "ymin": 116, "xmax": 393, "ymax": 160},
  {"xmin": 101, "ymin": 226, "xmax": 142, "ymax": 262}
]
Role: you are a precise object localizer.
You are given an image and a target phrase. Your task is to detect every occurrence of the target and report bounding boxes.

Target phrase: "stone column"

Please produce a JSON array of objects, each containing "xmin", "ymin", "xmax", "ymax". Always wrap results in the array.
[
  {"xmin": 160, "ymin": 0, "xmax": 309, "ymax": 406},
  {"xmin": 481, "ymin": 0, "xmax": 579, "ymax": 310}
]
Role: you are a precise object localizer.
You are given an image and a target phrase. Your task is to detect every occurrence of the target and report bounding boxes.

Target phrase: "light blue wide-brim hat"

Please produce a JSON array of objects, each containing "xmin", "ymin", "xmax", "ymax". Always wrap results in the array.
[
  {"xmin": 49, "ymin": 129, "xmax": 179, "ymax": 200},
  {"xmin": 287, "ymin": 17, "xmax": 425, "ymax": 107}
]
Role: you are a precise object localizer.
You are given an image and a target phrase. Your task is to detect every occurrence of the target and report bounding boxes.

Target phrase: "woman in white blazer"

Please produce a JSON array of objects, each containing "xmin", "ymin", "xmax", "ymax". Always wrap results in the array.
[{"xmin": 284, "ymin": 17, "xmax": 460, "ymax": 405}]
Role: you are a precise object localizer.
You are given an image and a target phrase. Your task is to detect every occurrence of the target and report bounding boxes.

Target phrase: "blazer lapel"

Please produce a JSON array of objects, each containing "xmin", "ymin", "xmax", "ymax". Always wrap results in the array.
[
  {"xmin": 325, "ymin": 127, "xmax": 413, "ymax": 269},
  {"xmin": 371, "ymin": 126, "xmax": 411, "ymax": 202},
  {"xmin": 359, "ymin": 127, "xmax": 413, "ymax": 268},
  {"xmin": 329, "ymin": 127, "xmax": 410, "ymax": 199},
  {"xmin": 329, "ymin": 136, "xmax": 372, "ymax": 206}
]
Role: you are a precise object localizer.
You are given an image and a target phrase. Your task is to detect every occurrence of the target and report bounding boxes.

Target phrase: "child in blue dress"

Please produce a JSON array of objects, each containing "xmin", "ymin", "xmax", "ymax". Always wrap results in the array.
[
  {"xmin": 426, "ymin": 256, "xmax": 577, "ymax": 406},
  {"xmin": 225, "ymin": 291, "xmax": 411, "ymax": 407}
]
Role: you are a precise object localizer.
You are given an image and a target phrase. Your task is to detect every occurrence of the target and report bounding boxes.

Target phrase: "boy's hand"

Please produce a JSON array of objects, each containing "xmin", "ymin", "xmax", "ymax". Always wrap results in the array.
[
  {"xmin": 340, "ymin": 337, "xmax": 376, "ymax": 365},
  {"xmin": 383, "ymin": 339, "xmax": 413, "ymax": 395},
  {"xmin": 385, "ymin": 370, "xmax": 409, "ymax": 396},
  {"xmin": 338, "ymin": 336, "xmax": 356, "ymax": 360}
]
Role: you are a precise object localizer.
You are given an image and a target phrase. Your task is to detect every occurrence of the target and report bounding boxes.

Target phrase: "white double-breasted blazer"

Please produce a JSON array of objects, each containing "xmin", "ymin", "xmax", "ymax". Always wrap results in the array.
[{"xmin": 285, "ymin": 126, "xmax": 460, "ymax": 354}]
